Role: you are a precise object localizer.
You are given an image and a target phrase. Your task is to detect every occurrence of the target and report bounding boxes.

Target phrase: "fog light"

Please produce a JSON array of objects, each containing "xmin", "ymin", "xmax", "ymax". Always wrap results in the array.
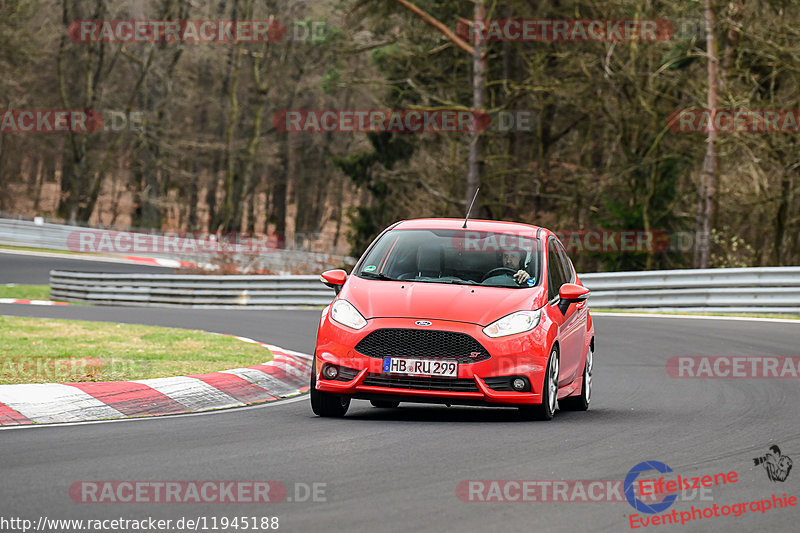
[
  {"xmin": 512, "ymin": 377, "xmax": 527, "ymax": 391},
  {"xmin": 322, "ymin": 364, "xmax": 339, "ymax": 379}
]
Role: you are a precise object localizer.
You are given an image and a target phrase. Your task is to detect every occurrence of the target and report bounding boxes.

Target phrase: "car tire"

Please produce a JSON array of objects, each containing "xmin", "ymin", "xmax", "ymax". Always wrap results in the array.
[
  {"xmin": 310, "ymin": 359, "xmax": 350, "ymax": 417},
  {"xmin": 559, "ymin": 345, "xmax": 593, "ymax": 412},
  {"xmin": 519, "ymin": 348, "xmax": 558, "ymax": 421},
  {"xmin": 370, "ymin": 400, "xmax": 400, "ymax": 408}
]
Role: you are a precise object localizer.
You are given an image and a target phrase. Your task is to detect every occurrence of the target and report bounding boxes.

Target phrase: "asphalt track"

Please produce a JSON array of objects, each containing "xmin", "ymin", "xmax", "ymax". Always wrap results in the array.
[
  {"xmin": 0, "ymin": 250, "xmax": 170, "ymax": 284},
  {"xmin": 1, "ymin": 256, "xmax": 799, "ymax": 532}
]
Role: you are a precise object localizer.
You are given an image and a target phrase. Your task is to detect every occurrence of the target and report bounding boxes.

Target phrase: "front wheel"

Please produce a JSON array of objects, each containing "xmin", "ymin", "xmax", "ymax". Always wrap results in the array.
[
  {"xmin": 310, "ymin": 359, "xmax": 350, "ymax": 417},
  {"xmin": 520, "ymin": 348, "xmax": 558, "ymax": 421},
  {"xmin": 559, "ymin": 345, "xmax": 592, "ymax": 411}
]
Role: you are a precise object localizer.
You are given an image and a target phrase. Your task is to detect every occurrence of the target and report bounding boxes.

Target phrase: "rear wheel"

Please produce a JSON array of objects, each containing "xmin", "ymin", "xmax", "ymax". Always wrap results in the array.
[
  {"xmin": 520, "ymin": 348, "xmax": 558, "ymax": 421},
  {"xmin": 370, "ymin": 400, "xmax": 400, "ymax": 408},
  {"xmin": 310, "ymin": 359, "xmax": 350, "ymax": 417},
  {"xmin": 559, "ymin": 345, "xmax": 593, "ymax": 412}
]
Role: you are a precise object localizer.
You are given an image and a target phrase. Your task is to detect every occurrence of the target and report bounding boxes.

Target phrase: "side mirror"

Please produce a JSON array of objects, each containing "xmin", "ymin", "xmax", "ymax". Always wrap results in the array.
[
  {"xmin": 559, "ymin": 283, "xmax": 590, "ymax": 301},
  {"xmin": 558, "ymin": 283, "xmax": 590, "ymax": 314},
  {"xmin": 320, "ymin": 269, "xmax": 347, "ymax": 294}
]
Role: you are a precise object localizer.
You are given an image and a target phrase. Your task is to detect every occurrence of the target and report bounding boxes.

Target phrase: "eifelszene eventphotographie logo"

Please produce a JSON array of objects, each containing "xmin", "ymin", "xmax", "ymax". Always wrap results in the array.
[{"xmin": 753, "ymin": 445, "xmax": 793, "ymax": 483}]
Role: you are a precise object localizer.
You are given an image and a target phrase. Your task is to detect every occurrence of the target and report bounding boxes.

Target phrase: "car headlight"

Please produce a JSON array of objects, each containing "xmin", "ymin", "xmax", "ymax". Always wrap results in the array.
[
  {"xmin": 483, "ymin": 309, "xmax": 541, "ymax": 338},
  {"xmin": 330, "ymin": 299, "xmax": 367, "ymax": 330}
]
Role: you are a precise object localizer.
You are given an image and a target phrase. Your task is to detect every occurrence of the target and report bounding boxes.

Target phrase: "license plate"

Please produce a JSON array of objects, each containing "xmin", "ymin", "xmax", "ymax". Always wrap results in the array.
[{"xmin": 382, "ymin": 357, "xmax": 458, "ymax": 377}]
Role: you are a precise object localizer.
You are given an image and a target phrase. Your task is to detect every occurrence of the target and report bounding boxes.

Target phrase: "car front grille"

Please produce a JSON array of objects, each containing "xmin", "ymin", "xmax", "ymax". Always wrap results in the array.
[
  {"xmin": 361, "ymin": 373, "xmax": 479, "ymax": 393},
  {"xmin": 355, "ymin": 328, "xmax": 490, "ymax": 364}
]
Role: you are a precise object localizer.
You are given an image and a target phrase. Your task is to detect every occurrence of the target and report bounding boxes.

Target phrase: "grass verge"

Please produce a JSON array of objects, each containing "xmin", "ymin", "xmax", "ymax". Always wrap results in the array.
[
  {"xmin": 0, "ymin": 244, "xmax": 84, "ymax": 256},
  {"xmin": 592, "ymin": 308, "xmax": 800, "ymax": 320},
  {"xmin": 0, "ymin": 316, "xmax": 273, "ymax": 384},
  {"xmin": 0, "ymin": 284, "xmax": 51, "ymax": 300}
]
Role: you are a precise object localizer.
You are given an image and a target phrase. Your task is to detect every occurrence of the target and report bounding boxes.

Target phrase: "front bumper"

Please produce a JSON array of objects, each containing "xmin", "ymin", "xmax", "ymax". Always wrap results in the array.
[{"xmin": 314, "ymin": 316, "xmax": 550, "ymax": 407}]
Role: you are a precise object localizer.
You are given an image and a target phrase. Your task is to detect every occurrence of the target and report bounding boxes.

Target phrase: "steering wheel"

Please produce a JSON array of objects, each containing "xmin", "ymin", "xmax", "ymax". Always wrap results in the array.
[{"xmin": 481, "ymin": 267, "xmax": 518, "ymax": 283}]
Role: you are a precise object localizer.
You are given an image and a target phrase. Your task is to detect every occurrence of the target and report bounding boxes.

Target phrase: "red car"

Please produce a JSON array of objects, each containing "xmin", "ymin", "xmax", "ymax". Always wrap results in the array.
[{"xmin": 311, "ymin": 218, "xmax": 594, "ymax": 420}]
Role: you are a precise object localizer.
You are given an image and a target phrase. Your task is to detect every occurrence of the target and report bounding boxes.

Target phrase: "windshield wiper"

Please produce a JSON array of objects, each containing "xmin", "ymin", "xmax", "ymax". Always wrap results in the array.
[
  {"xmin": 410, "ymin": 278, "xmax": 477, "ymax": 285},
  {"xmin": 359, "ymin": 271, "xmax": 397, "ymax": 281}
]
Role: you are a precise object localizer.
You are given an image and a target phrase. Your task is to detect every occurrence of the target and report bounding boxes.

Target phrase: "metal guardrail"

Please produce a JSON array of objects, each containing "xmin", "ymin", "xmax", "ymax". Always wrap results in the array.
[
  {"xmin": 48, "ymin": 267, "xmax": 800, "ymax": 312},
  {"xmin": 0, "ymin": 217, "xmax": 77, "ymax": 251},
  {"xmin": 580, "ymin": 267, "xmax": 800, "ymax": 313},
  {"xmin": 50, "ymin": 272, "xmax": 333, "ymax": 308},
  {"xmin": 0, "ymin": 217, "xmax": 352, "ymax": 275}
]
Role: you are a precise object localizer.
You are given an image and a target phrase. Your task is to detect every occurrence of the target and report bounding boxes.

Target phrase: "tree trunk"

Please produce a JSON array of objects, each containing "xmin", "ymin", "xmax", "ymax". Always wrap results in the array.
[
  {"xmin": 216, "ymin": 0, "xmax": 244, "ymax": 232},
  {"xmin": 218, "ymin": 41, "xmax": 243, "ymax": 231},
  {"xmin": 230, "ymin": 46, "xmax": 269, "ymax": 232},
  {"xmin": 188, "ymin": 160, "xmax": 199, "ymax": 231},
  {"xmin": 773, "ymin": 168, "xmax": 793, "ymax": 265},
  {"xmin": 693, "ymin": 0, "xmax": 720, "ymax": 268},
  {"xmin": 273, "ymin": 148, "xmax": 287, "ymax": 243},
  {"xmin": 466, "ymin": 0, "xmax": 486, "ymax": 215},
  {"xmin": 391, "ymin": 0, "xmax": 478, "ymax": 211}
]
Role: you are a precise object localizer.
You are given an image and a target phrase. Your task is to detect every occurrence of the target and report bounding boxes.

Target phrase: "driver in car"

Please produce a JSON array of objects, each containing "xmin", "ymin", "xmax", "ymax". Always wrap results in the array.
[
  {"xmin": 503, "ymin": 250, "xmax": 531, "ymax": 284},
  {"xmin": 483, "ymin": 250, "xmax": 531, "ymax": 286}
]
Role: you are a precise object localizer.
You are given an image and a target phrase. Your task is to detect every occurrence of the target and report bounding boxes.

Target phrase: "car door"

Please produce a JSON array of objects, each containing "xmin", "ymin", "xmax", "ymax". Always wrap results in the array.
[
  {"xmin": 544, "ymin": 238, "xmax": 583, "ymax": 386},
  {"xmin": 554, "ymin": 239, "xmax": 587, "ymax": 383},
  {"xmin": 544, "ymin": 239, "xmax": 569, "ymax": 385}
]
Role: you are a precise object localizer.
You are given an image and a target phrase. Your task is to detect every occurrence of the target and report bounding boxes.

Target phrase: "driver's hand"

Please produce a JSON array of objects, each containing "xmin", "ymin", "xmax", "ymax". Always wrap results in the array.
[{"xmin": 513, "ymin": 270, "xmax": 530, "ymax": 284}]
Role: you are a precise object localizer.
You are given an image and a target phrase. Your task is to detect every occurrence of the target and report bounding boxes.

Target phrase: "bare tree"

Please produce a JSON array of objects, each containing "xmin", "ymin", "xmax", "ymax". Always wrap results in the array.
[
  {"xmin": 466, "ymin": 0, "xmax": 486, "ymax": 213},
  {"xmin": 694, "ymin": 0, "xmax": 720, "ymax": 268},
  {"xmin": 393, "ymin": 0, "xmax": 481, "ymax": 210}
]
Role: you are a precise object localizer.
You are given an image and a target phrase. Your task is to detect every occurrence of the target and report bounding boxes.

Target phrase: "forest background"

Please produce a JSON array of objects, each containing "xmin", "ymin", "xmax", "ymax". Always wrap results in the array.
[{"xmin": 1, "ymin": 0, "xmax": 798, "ymax": 273}]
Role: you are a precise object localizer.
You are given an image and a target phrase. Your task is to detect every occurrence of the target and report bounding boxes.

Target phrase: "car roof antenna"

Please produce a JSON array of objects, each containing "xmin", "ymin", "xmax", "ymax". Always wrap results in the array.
[{"xmin": 462, "ymin": 187, "xmax": 480, "ymax": 228}]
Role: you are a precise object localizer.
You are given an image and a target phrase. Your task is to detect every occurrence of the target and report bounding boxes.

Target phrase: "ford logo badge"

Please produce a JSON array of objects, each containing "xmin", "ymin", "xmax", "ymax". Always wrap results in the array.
[{"xmin": 415, "ymin": 320, "xmax": 432, "ymax": 326}]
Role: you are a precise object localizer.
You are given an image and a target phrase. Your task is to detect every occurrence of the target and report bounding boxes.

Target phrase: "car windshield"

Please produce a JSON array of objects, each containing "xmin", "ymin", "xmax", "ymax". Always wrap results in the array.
[{"xmin": 356, "ymin": 228, "xmax": 542, "ymax": 288}]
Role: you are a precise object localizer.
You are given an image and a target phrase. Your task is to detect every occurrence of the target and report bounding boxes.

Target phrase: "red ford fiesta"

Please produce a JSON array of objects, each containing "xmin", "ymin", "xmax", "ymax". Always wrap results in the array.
[{"xmin": 311, "ymin": 218, "xmax": 594, "ymax": 420}]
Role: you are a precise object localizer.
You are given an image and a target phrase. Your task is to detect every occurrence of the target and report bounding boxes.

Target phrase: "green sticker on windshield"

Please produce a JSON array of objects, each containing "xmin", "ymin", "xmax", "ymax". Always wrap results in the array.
[{"xmin": 363, "ymin": 265, "xmax": 377, "ymax": 272}]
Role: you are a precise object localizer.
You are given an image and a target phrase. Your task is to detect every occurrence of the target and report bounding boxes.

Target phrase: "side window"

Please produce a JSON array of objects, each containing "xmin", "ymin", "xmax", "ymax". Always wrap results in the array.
[
  {"xmin": 547, "ymin": 239, "xmax": 565, "ymax": 301},
  {"xmin": 554, "ymin": 240, "xmax": 575, "ymax": 283}
]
